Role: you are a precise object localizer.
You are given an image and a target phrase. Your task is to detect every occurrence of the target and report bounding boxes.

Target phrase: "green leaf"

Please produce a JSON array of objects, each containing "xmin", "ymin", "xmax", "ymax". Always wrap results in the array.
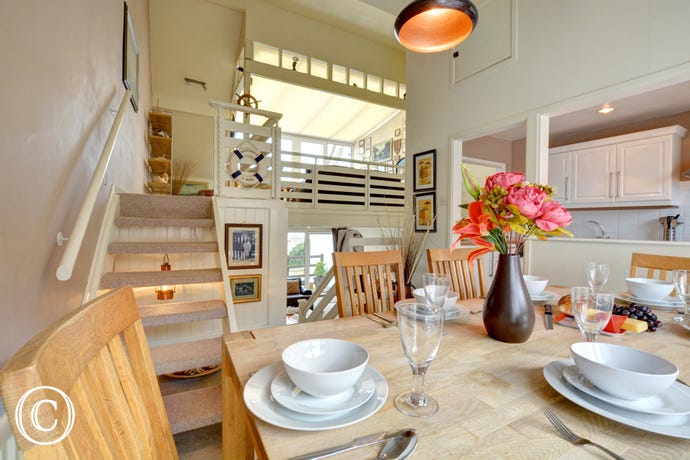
[{"xmin": 462, "ymin": 165, "xmax": 481, "ymax": 201}]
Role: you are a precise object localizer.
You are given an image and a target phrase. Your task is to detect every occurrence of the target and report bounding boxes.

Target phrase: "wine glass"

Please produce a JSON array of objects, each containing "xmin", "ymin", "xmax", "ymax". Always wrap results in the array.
[
  {"xmin": 571, "ymin": 287, "xmax": 614, "ymax": 342},
  {"xmin": 672, "ymin": 270, "xmax": 690, "ymax": 326},
  {"xmin": 584, "ymin": 262, "xmax": 610, "ymax": 293},
  {"xmin": 423, "ymin": 273, "xmax": 451, "ymax": 310},
  {"xmin": 394, "ymin": 302, "xmax": 444, "ymax": 418}
]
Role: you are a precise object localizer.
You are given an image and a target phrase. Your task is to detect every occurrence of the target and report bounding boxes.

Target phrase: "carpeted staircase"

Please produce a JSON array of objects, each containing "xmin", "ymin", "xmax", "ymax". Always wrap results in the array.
[{"xmin": 100, "ymin": 193, "xmax": 227, "ymax": 454}]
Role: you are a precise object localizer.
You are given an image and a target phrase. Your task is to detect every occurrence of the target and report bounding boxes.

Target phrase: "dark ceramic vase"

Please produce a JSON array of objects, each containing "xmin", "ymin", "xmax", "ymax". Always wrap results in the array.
[{"xmin": 483, "ymin": 254, "xmax": 535, "ymax": 343}]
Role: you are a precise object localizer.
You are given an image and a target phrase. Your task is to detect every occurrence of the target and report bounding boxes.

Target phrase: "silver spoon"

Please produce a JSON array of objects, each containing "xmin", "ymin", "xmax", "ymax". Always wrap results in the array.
[{"xmin": 376, "ymin": 429, "xmax": 417, "ymax": 459}]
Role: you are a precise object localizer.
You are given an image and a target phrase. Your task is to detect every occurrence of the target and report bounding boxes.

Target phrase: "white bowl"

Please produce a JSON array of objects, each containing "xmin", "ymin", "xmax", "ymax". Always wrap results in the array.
[
  {"xmin": 523, "ymin": 275, "xmax": 548, "ymax": 297},
  {"xmin": 626, "ymin": 277, "xmax": 674, "ymax": 300},
  {"xmin": 570, "ymin": 342, "xmax": 678, "ymax": 400},
  {"xmin": 281, "ymin": 339, "xmax": 368, "ymax": 398},
  {"xmin": 412, "ymin": 288, "xmax": 459, "ymax": 307}
]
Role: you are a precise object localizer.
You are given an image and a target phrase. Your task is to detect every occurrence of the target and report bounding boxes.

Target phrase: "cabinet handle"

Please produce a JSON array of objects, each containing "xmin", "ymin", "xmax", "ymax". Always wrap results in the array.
[
  {"xmin": 617, "ymin": 171, "xmax": 621, "ymax": 198},
  {"xmin": 609, "ymin": 172, "xmax": 614, "ymax": 198}
]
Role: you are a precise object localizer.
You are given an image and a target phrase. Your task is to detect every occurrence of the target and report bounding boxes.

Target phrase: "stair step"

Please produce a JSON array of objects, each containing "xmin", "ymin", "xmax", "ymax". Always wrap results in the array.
[
  {"xmin": 119, "ymin": 193, "xmax": 213, "ymax": 219},
  {"xmin": 140, "ymin": 299, "xmax": 227, "ymax": 327},
  {"xmin": 163, "ymin": 385, "xmax": 222, "ymax": 434},
  {"xmin": 115, "ymin": 216, "xmax": 215, "ymax": 228},
  {"xmin": 109, "ymin": 241, "xmax": 219, "ymax": 254},
  {"xmin": 150, "ymin": 337, "xmax": 222, "ymax": 375},
  {"xmin": 100, "ymin": 268, "xmax": 222, "ymax": 289}
]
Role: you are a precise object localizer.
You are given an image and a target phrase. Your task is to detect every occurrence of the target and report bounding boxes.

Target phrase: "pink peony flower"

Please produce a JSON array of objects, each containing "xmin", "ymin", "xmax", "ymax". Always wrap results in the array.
[
  {"xmin": 505, "ymin": 185, "xmax": 546, "ymax": 219},
  {"xmin": 485, "ymin": 172, "xmax": 524, "ymax": 192},
  {"xmin": 536, "ymin": 201, "xmax": 572, "ymax": 231}
]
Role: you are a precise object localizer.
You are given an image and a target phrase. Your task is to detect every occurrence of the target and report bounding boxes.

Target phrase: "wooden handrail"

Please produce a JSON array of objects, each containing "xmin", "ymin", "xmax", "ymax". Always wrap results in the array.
[{"xmin": 56, "ymin": 90, "xmax": 131, "ymax": 281}]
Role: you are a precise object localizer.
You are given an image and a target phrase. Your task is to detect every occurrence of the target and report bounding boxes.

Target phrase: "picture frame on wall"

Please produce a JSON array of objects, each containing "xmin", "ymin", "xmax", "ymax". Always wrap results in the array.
[
  {"xmin": 414, "ymin": 192, "xmax": 437, "ymax": 232},
  {"xmin": 413, "ymin": 149, "xmax": 436, "ymax": 192},
  {"xmin": 372, "ymin": 139, "xmax": 392, "ymax": 162},
  {"xmin": 225, "ymin": 223, "xmax": 262, "ymax": 269},
  {"xmin": 229, "ymin": 275, "xmax": 262, "ymax": 303},
  {"xmin": 122, "ymin": 2, "xmax": 139, "ymax": 112}
]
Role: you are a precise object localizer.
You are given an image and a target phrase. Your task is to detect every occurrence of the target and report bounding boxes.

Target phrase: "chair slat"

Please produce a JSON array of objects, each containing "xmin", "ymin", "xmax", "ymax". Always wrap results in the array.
[
  {"xmin": 333, "ymin": 250, "xmax": 405, "ymax": 317},
  {"xmin": 427, "ymin": 247, "xmax": 488, "ymax": 300}
]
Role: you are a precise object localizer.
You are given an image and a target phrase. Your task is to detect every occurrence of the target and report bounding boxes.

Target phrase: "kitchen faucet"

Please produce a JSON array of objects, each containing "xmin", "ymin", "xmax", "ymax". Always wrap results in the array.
[{"xmin": 586, "ymin": 220, "xmax": 610, "ymax": 239}]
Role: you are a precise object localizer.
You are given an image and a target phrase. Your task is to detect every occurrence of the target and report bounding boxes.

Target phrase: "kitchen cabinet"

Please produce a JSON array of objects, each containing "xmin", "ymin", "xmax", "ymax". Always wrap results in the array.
[{"xmin": 549, "ymin": 125, "xmax": 686, "ymax": 208}]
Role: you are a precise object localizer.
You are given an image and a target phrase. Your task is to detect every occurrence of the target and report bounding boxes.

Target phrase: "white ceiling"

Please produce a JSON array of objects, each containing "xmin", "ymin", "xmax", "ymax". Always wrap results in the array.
[
  {"xmin": 248, "ymin": 1, "xmax": 690, "ymax": 145},
  {"xmin": 250, "ymin": 76, "xmax": 401, "ymax": 142}
]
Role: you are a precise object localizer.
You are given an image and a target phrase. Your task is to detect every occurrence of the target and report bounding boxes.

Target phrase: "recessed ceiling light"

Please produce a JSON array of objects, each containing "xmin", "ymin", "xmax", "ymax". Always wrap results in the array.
[{"xmin": 598, "ymin": 105, "xmax": 615, "ymax": 114}]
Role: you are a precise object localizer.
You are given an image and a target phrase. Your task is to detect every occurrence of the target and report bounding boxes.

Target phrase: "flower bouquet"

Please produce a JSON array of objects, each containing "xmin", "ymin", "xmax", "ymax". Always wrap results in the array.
[
  {"xmin": 453, "ymin": 167, "xmax": 572, "ymax": 261},
  {"xmin": 453, "ymin": 167, "xmax": 573, "ymax": 343}
]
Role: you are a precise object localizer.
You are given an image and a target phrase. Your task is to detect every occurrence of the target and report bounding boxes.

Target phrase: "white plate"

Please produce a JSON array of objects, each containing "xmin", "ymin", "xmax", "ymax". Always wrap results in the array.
[
  {"xmin": 394, "ymin": 300, "xmax": 469, "ymax": 320},
  {"xmin": 544, "ymin": 359, "xmax": 690, "ymax": 439},
  {"xmin": 270, "ymin": 369, "xmax": 375, "ymax": 415},
  {"xmin": 244, "ymin": 362, "xmax": 387, "ymax": 431},
  {"xmin": 530, "ymin": 290, "xmax": 560, "ymax": 302},
  {"xmin": 562, "ymin": 365, "xmax": 690, "ymax": 416},
  {"xmin": 616, "ymin": 291, "xmax": 685, "ymax": 309}
]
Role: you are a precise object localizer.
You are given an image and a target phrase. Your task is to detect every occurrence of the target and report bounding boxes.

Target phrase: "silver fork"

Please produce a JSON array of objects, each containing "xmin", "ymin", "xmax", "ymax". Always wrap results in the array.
[{"xmin": 543, "ymin": 409, "xmax": 626, "ymax": 460}]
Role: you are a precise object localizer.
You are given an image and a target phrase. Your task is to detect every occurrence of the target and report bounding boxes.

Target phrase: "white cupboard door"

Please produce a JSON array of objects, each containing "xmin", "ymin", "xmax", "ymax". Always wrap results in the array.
[
  {"xmin": 571, "ymin": 145, "xmax": 616, "ymax": 204},
  {"xmin": 548, "ymin": 152, "xmax": 570, "ymax": 203},
  {"xmin": 616, "ymin": 135, "xmax": 672, "ymax": 202}
]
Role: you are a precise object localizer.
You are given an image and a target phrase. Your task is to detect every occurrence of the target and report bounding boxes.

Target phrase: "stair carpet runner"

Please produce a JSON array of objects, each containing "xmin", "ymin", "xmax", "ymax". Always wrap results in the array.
[{"xmin": 102, "ymin": 193, "xmax": 226, "ymax": 438}]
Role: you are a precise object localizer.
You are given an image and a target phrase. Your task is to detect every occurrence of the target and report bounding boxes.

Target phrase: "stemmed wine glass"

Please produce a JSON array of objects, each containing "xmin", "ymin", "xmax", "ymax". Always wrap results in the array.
[
  {"xmin": 423, "ymin": 273, "xmax": 451, "ymax": 310},
  {"xmin": 672, "ymin": 270, "xmax": 690, "ymax": 328},
  {"xmin": 395, "ymin": 302, "xmax": 444, "ymax": 418},
  {"xmin": 584, "ymin": 262, "xmax": 610, "ymax": 293},
  {"xmin": 571, "ymin": 286, "xmax": 614, "ymax": 342}
]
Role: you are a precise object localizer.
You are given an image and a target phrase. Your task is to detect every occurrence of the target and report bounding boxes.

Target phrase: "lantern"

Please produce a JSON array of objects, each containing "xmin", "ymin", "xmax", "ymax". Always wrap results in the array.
[{"xmin": 156, "ymin": 254, "xmax": 175, "ymax": 300}]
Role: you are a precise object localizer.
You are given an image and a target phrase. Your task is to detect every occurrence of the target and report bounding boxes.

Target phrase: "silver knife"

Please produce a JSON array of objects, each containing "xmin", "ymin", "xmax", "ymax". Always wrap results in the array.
[
  {"xmin": 288, "ymin": 430, "xmax": 404, "ymax": 460},
  {"xmin": 544, "ymin": 304, "xmax": 553, "ymax": 330}
]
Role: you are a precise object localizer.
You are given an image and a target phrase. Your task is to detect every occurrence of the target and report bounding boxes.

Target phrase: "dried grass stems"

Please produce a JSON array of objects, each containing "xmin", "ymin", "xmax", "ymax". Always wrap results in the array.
[
  {"xmin": 171, "ymin": 159, "xmax": 197, "ymax": 195},
  {"xmin": 379, "ymin": 211, "xmax": 435, "ymax": 288}
]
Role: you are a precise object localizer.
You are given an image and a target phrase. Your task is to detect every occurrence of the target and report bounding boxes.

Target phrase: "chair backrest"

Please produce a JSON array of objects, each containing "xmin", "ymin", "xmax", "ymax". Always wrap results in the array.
[
  {"xmin": 427, "ymin": 247, "xmax": 488, "ymax": 299},
  {"xmin": 0, "ymin": 287, "xmax": 178, "ymax": 459},
  {"xmin": 332, "ymin": 250, "xmax": 405, "ymax": 317},
  {"xmin": 629, "ymin": 252, "xmax": 690, "ymax": 280}
]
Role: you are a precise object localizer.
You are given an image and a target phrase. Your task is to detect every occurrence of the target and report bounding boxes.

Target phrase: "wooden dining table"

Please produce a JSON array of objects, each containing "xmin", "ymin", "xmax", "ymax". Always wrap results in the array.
[{"xmin": 221, "ymin": 289, "xmax": 690, "ymax": 459}]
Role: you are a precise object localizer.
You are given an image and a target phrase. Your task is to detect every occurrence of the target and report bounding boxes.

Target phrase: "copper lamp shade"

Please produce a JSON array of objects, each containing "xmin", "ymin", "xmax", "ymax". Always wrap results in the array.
[{"xmin": 394, "ymin": 0, "xmax": 478, "ymax": 53}]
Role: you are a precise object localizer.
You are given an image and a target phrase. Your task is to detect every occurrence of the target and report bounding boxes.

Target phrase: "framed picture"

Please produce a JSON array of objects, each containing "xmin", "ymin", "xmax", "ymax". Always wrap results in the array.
[
  {"xmin": 229, "ymin": 275, "xmax": 262, "ymax": 303},
  {"xmin": 122, "ymin": 2, "xmax": 139, "ymax": 112},
  {"xmin": 414, "ymin": 192, "xmax": 437, "ymax": 232},
  {"xmin": 394, "ymin": 128, "xmax": 402, "ymax": 137},
  {"xmin": 225, "ymin": 224, "xmax": 262, "ymax": 269},
  {"xmin": 372, "ymin": 139, "xmax": 392, "ymax": 162},
  {"xmin": 413, "ymin": 149, "xmax": 436, "ymax": 192},
  {"xmin": 176, "ymin": 180, "xmax": 209, "ymax": 196}
]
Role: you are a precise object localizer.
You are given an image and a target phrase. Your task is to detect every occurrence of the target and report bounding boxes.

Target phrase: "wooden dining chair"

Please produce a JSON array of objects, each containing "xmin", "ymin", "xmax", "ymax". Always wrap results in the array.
[
  {"xmin": 332, "ymin": 250, "xmax": 405, "ymax": 317},
  {"xmin": 0, "ymin": 287, "xmax": 178, "ymax": 459},
  {"xmin": 427, "ymin": 247, "xmax": 488, "ymax": 299},
  {"xmin": 629, "ymin": 252, "xmax": 690, "ymax": 280}
]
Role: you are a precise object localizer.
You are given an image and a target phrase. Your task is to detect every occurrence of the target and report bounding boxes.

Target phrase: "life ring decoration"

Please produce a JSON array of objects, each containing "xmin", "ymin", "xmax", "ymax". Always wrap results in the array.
[{"xmin": 226, "ymin": 141, "xmax": 268, "ymax": 188}]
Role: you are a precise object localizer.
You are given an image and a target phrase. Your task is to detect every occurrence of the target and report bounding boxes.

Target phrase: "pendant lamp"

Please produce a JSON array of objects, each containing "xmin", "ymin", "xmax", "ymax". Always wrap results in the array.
[{"xmin": 394, "ymin": 0, "xmax": 479, "ymax": 53}]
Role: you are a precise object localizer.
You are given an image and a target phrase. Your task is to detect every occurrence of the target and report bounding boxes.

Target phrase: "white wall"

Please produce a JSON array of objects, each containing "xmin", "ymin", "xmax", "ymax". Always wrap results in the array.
[
  {"xmin": 0, "ymin": 0, "xmax": 152, "ymax": 367},
  {"xmin": 405, "ymin": 0, "xmax": 690, "ymax": 248},
  {"xmin": 149, "ymin": 0, "xmax": 243, "ymax": 116}
]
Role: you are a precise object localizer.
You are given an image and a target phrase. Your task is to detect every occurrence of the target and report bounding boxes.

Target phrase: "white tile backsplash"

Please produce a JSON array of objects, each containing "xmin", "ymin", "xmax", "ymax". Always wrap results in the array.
[{"xmin": 565, "ymin": 181, "xmax": 690, "ymax": 241}]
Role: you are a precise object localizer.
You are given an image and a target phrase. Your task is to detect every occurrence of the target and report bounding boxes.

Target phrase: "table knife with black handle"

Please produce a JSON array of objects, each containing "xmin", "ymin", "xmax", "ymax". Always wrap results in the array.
[{"xmin": 544, "ymin": 304, "xmax": 553, "ymax": 330}]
